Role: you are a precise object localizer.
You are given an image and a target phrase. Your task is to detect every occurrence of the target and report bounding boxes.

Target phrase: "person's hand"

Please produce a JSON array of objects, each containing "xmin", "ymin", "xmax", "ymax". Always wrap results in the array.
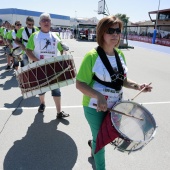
[
  {"xmin": 138, "ymin": 83, "xmax": 152, "ymax": 92},
  {"xmin": 96, "ymin": 93, "xmax": 107, "ymax": 112}
]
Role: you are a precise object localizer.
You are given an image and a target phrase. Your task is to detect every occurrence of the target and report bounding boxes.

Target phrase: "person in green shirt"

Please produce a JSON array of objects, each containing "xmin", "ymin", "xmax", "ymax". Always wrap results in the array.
[
  {"xmin": 15, "ymin": 16, "xmax": 39, "ymax": 66},
  {"xmin": 26, "ymin": 12, "xmax": 69, "ymax": 119},
  {"xmin": 7, "ymin": 21, "xmax": 24, "ymax": 70},
  {"xmin": 76, "ymin": 15, "xmax": 152, "ymax": 170},
  {"xmin": 3, "ymin": 21, "xmax": 13, "ymax": 71}
]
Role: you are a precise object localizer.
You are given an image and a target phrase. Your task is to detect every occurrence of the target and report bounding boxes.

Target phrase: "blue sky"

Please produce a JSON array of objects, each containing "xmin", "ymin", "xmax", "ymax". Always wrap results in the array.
[{"xmin": 0, "ymin": 0, "xmax": 169, "ymax": 22}]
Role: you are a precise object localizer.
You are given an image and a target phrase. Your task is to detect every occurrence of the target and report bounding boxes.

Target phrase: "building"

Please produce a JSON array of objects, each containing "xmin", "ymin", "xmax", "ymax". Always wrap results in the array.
[
  {"xmin": 70, "ymin": 17, "xmax": 98, "ymax": 28},
  {"xmin": 148, "ymin": 8, "xmax": 170, "ymax": 32},
  {"xmin": 70, "ymin": 17, "xmax": 98, "ymax": 40},
  {"xmin": 127, "ymin": 20, "xmax": 154, "ymax": 36},
  {"xmin": 0, "ymin": 8, "xmax": 70, "ymax": 27}
]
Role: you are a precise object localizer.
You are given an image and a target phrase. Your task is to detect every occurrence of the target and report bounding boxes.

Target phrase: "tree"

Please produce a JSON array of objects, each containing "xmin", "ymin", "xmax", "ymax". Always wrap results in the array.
[
  {"xmin": 115, "ymin": 13, "xmax": 130, "ymax": 47},
  {"xmin": 115, "ymin": 13, "xmax": 129, "ymax": 25}
]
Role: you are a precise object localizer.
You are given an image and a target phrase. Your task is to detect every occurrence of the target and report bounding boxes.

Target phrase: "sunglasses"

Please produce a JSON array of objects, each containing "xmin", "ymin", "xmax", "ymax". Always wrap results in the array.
[
  {"xmin": 106, "ymin": 28, "xmax": 121, "ymax": 34},
  {"xmin": 41, "ymin": 19, "xmax": 51, "ymax": 23},
  {"xmin": 27, "ymin": 23, "xmax": 34, "ymax": 26},
  {"xmin": 16, "ymin": 24, "xmax": 21, "ymax": 26}
]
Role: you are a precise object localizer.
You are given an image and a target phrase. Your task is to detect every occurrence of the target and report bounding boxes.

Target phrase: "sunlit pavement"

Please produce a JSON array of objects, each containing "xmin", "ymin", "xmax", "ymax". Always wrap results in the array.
[{"xmin": 0, "ymin": 39, "xmax": 170, "ymax": 170}]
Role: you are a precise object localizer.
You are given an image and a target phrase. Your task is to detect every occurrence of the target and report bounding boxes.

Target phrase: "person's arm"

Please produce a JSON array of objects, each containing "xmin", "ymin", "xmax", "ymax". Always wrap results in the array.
[
  {"xmin": 15, "ymin": 37, "xmax": 26, "ymax": 51},
  {"xmin": 26, "ymin": 49, "xmax": 39, "ymax": 62},
  {"xmin": 123, "ymin": 78, "xmax": 152, "ymax": 92},
  {"xmin": 76, "ymin": 50, "xmax": 107, "ymax": 112},
  {"xmin": 7, "ymin": 31, "xmax": 13, "ymax": 49},
  {"xmin": 26, "ymin": 33, "xmax": 38, "ymax": 62},
  {"xmin": 76, "ymin": 80, "xmax": 107, "ymax": 112}
]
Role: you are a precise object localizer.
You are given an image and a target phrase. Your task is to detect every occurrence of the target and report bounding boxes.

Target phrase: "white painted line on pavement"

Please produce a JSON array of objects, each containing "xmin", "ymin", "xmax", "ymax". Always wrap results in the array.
[
  {"xmin": 131, "ymin": 45, "xmax": 170, "ymax": 55},
  {"xmin": 0, "ymin": 101, "xmax": 170, "ymax": 111},
  {"xmin": 140, "ymin": 101, "xmax": 170, "ymax": 105}
]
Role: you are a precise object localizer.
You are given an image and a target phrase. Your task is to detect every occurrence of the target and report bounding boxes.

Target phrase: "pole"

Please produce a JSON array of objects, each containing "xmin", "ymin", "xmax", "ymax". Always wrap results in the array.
[
  {"xmin": 152, "ymin": 0, "xmax": 160, "ymax": 44},
  {"xmin": 155, "ymin": 0, "xmax": 160, "ymax": 30}
]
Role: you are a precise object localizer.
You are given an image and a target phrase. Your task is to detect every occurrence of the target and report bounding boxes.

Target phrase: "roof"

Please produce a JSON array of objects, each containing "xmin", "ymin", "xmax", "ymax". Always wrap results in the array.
[
  {"xmin": 148, "ymin": 8, "xmax": 170, "ymax": 14},
  {"xmin": 0, "ymin": 8, "xmax": 70, "ymax": 20}
]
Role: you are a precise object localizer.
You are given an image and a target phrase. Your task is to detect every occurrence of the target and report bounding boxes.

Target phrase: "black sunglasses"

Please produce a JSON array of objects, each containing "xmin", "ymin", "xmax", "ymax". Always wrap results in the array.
[
  {"xmin": 106, "ymin": 28, "xmax": 121, "ymax": 34},
  {"xmin": 27, "ymin": 23, "xmax": 34, "ymax": 26},
  {"xmin": 16, "ymin": 24, "xmax": 21, "ymax": 26}
]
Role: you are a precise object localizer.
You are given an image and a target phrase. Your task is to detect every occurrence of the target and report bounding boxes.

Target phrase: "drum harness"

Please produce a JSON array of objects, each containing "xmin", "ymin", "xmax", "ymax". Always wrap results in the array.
[
  {"xmin": 22, "ymin": 27, "xmax": 35, "ymax": 43},
  {"xmin": 93, "ymin": 46, "xmax": 125, "ymax": 91},
  {"xmin": 12, "ymin": 29, "xmax": 18, "ymax": 41}
]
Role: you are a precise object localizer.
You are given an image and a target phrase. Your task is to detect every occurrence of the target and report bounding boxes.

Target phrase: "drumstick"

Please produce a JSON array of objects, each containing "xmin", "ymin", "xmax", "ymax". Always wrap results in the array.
[
  {"xmin": 131, "ymin": 82, "xmax": 152, "ymax": 101},
  {"xmin": 93, "ymin": 103, "xmax": 143, "ymax": 120}
]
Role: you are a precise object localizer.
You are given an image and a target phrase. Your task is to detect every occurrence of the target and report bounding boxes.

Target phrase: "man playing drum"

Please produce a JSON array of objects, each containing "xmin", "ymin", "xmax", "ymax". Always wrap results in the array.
[
  {"xmin": 15, "ymin": 16, "xmax": 39, "ymax": 66},
  {"xmin": 26, "ymin": 13, "xmax": 69, "ymax": 119}
]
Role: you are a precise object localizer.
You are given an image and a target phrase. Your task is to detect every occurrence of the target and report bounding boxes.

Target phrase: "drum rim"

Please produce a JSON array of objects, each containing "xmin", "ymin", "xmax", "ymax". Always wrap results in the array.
[
  {"xmin": 111, "ymin": 100, "xmax": 157, "ymax": 143},
  {"xmin": 12, "ymin": 46, "xmax": 23, "ymax": 56},
  {"xmin": 16, "ymin": 54, "xmax": 74, "ymax": 75}
]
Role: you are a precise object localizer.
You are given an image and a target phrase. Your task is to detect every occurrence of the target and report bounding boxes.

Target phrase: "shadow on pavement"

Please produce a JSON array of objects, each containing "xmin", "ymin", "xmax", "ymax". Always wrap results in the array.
[
  {"xmin": 0, "ymin": 64, "xmax": 6, "ymax": 71},
  {"xmin": 0, "ymin": 69, "xmax": 14, "ymax": 80},
  {"xmin": 2, "ymin": 75, "xmax": 18, "ymax": 90},
  {"xmin": 4, "ymin": 96, "xmax": 40, "ymax": 115},
  {"xmin": 76, "ymin": 39, "xmax": 96, "ymax": 43},
  {"xmin": 88, "ymin": 157, "xmax": 96, "ymax": 170},
  {"xmin": 3, "ymin": 112, "xmax": 78, "ymax": 170},
  {"xmin": 0, "ymin": 57, "xmax": 7, "ymax": 65}
]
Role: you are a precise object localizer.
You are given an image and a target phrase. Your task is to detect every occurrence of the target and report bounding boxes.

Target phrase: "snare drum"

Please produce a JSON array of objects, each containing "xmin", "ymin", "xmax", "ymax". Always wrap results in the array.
[
  {"xmin": 16, "ymin": 55, "xmax": 76, "ymax": 98},
  {"xmin": 12, "ymin": 47, "xmax": 23, "ymax": 61},
  {"xmin": 110, "ymin": 101, "xmax": 157, "ymax": 154}
]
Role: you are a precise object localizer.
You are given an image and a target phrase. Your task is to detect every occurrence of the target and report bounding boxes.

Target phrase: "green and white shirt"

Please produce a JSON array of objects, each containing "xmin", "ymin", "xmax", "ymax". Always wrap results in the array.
[
  {"xmin": 0, "ymin": 27, "xmax": 5, "ymax": 36},
  {"xmin": 26, "ymin": 31, "xmax": 63, "ymax": 59},
  {"xmin": 3, "ymin": 28, "xmax": 9, "ymax": 39},
  {"xmin": 7, "ymin": 29, "xmax": 19, "ymax": 49},
  {"xmin": 76, "ymin": 48, "xmax": 128, "ymax": 109},
  {"xmin": 16, "ymin": 26, "xmax": 39, "ymax": 46}
]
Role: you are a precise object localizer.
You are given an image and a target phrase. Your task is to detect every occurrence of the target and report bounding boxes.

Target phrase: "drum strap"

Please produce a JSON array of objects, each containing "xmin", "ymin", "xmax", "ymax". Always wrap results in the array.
[
  {"xmin": 12, "ymin": 29, "xmax": 18, "ymax": 41},
  {"xmin": 93, "ymin": 46, "xmax": 124, "ymax": 90},
  {"xmin": 24, "ymin": 27, "xmax": 35, "ymax": 42}
]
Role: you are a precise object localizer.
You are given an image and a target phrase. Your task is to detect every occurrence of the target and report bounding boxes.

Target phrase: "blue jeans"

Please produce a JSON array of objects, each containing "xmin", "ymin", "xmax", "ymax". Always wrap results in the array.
[{"xmin": 39, "ymin": 88, "xmax": 61, "ymax": 97}]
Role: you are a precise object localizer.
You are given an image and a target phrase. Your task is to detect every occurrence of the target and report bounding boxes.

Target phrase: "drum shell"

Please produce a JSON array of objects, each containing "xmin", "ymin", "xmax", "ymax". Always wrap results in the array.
[{"xmin": 16, "ymin": 55, "xmax": 76, "ymax": 98}]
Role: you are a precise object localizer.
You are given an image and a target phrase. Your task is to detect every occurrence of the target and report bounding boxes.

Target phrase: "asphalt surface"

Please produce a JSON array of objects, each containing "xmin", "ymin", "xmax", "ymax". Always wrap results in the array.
[{"xmin": 0, "ymin": 39, "xmax": 170, "ymax": 170}]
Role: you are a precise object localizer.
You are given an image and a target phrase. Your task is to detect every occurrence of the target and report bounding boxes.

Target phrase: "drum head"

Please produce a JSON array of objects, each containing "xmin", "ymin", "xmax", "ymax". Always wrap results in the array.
[
  {"xmin": 12, "ymin": 47, "xmax": 22, "ymax": 56},
  {"xmin": 111, "ymin": 101, "xmax": 156, "ymax": 142}
]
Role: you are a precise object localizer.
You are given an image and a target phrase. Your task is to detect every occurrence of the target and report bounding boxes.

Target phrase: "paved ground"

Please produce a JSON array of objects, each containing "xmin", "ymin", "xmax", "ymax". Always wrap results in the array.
[{"xmin": 0, "ymin": 39, "xmax": 170, "ymax": 170}]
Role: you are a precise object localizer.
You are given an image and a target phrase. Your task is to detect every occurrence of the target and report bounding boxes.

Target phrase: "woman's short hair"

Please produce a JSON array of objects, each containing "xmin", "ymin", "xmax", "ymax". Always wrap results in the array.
[
  {"xmin": 39, "ymin": 13, "xmax": 51, "ymax": 22},
  {"xmin": 96, "ymin": 15, "xmax": 123, "ymax": 48}
]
